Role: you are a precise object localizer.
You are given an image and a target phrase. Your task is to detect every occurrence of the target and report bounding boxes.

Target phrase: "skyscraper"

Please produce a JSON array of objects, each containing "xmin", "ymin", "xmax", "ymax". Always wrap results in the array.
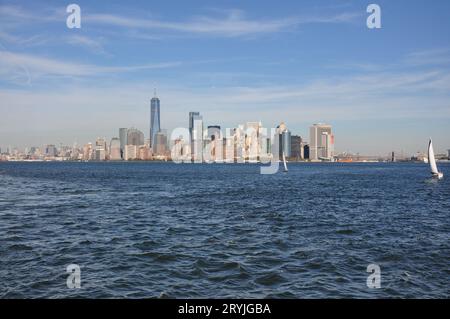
[
  {"xmin": 290, "ymin": 135, "xmax": 302, "ymax": 160},
  {"xmin": 245, "ymin": 122, "xmax": 262, "ymax": 161},
  {"xmin": 154, "ymin": 131, "xmax": 168, "ymax": 156},
  {"xmin": 189, "ymin": 112, "xmax": 201, "ymax": 144},
  {"xmin": 95, "ymin": 137, "xmax": 107, "ymax": 161},
  {"xmin": 189, "ymin": 112, "xmax": 203, "ymax": 161},
  {"xmin": 309, "ymin": 123, "xmax": 334, "ymax": 161},
  {"xmin": 207, "ymin": 125, "xmax": 221, "ymax": 141},
  {"xmin": 304, "ymin": 144, "xmax": 310, "ymax": 160},
  {"xmin": 207, "ymin": 125, "xmax": 222, "ymax": 162},
  {"xmin": 127, "ymin": 128, "xmax": 145, "ymax": 146},
  {"xmin": 110, "ymin": 138, "xmax": 121, "ymax": 161},
  {"xmin": 282, "ymin": 130, "xmax": 291, "ymax": 158},
  {"xmin": 150, "ymin": 93, "xmax": 161, "ymax": 149},
  {"xmin": 119, "ymin": 128, "xmax": 127, "ymax": 159},
  {"xmin": 275, "ymin": 122, "xmax": 291, "ymax": 158}
]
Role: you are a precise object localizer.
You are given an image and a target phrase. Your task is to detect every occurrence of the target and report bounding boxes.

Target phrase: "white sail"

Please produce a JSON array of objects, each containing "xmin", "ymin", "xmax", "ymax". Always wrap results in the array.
[
  {"xmin": 428, "ymin": 139, "xmax": 439, "ymax": 175},
  {"xmin": 282, "ymin": 152, "xmax": 288, "ymax": 172}
]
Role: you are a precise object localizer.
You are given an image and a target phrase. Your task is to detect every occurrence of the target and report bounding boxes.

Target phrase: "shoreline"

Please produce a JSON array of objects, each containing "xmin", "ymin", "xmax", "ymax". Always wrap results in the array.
[{"xmin": 1, "ymin": 160, "xmax": 448, "ymax": 164}]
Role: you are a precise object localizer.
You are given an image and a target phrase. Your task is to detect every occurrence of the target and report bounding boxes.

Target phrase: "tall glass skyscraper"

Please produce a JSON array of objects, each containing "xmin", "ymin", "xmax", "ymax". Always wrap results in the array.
[
  {"xmin": 150, "ymin": 94, "xmax": 161, "ymax": 149},
  {"xmin": 189, "ymin": 112, "xmax": 203, "ymax": 162},
  {"xmin": 282, "ymin": 130, "xmax": 292, "ymax": 158}
]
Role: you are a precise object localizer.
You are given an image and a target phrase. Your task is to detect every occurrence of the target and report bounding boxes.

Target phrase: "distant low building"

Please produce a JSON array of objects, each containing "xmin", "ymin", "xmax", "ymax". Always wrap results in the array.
[
  {"xmin": 82, "ymin": 143, "xmax": 93, "ymax": 160},
  {"xmin": 45, "ymin": 144, "xmax": 57, "ymax": 157},
  {"xmin": 303, "ymin": 144, "xmax": 310, "ymax": 160},
  {"xmin": 138, "ymin": 145, "xmax": 151, "ymax": 160},
  {"xmin": 154, "ymin": 131, "xmax": 168, "ymax": 156},
  {"xmin": 124, "ymin": 145, "xmax": 138, "ymax": 160}
]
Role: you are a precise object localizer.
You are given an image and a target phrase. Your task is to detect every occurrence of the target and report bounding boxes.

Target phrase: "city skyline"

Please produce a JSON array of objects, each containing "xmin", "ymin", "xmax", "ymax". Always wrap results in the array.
[
  {"xmin": 0, "ymin": 92, "xmax": 448, "ymax": 158},
  {"xmin": 1, "ymin": 0, "xmax": 450, "ymax": 154}
]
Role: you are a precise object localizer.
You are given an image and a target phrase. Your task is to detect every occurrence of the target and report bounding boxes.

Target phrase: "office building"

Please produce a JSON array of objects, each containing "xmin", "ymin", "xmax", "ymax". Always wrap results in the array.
[
  {"xmin": 124, "ymin": 145, "xmax": 138, "ymax": 160},
  {"xmin": 154, "ymin": 131, "xmax": 168, "ymax": 156},
  {"xmin": 245, "ymin": 122, "xmax": 262, "ymax": 161},
  {"xmin": 189, "ymin": 112, "xmax": 203, "ymax": 162},
  {"xmin": 95, "ymin": 137, "xmax": 107, "ymax": 161},
  {"xmin": 275, "ymin": 123, "xmax": 291, "ymax": 158},
  {"xmin": 150, "ymin": 93, "xmax": 161, "ymax": 149},
  {"xmin": 119, "ymin": 128, "xmax": 127, "ymax": 159},
  {"xmin": 309, "ymin": 123, "xmax": 334, "ymax": 161},
  {"xmin": 282, "ymin": 130, "xmax": 291, "ymax": 158},
  {"xmin": 303, "ymin": 144, "xmax": 310, "ymax": 160},
  {"xmin": 290, "ymin": 135, "xmax": 302, "ymax": 160},
  {"xmin": 127, "ymin": 128, "xmax": 145, "ymax": 146},
  {"xmin": 138, "ymin": 145, "xmax": 151, "ymax": 160},
  {"xmin": 206, "ymin": 125, "xmax": 222, "ymax": 162},
  {"xmin": 110, "ymin": 138, "xmax": 121, "ymax": 160},
  {"xmin": 82, "ymin": 143, "xmax": 93, "ymax": 161},
  {"xmin": 45, "ymin": 145, "xmax": 57, "ymax": 157},
  {"xmin": 207, "ymin": 125, "xmax": 221, "ymax": 141}
]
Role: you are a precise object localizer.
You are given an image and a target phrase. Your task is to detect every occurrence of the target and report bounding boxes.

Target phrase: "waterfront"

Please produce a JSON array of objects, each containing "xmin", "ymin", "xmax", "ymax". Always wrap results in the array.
[{"xmin": 0, "ymin": 162, "xmax": 449, "ymax": 298}]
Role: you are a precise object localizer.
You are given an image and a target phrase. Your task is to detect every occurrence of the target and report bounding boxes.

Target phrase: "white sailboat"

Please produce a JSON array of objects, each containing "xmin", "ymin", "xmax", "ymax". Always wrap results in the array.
[
  {"xmin": 282, "ymin": 152, "xmax": 288, "ymax": 173},
  {"xmin": 428, "ymin": 138, "xmax": 443, "ymax": 179}
]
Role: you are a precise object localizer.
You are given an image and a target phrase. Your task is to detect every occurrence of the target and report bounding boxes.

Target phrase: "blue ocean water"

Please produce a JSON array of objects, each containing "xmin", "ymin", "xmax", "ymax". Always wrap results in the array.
[{"xmin": 0, "ymin": 162, "xmax": 448, "ymax": 298}]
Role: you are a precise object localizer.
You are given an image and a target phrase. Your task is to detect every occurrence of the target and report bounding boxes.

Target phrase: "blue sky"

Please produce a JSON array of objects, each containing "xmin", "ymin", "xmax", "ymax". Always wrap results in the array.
[{"xmin": 0, "ymin": 0, "xmax": 450, "ymax": 155}]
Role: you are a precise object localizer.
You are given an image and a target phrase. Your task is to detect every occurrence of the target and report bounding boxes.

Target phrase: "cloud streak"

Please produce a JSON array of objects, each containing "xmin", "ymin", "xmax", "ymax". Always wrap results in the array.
[
  {"xmin": 84, "ymin": 9, "xmax": 360, "ymax": 37},
  {"xmin": 65, "ymin": 35, "xmax": 109, "ymax": 56},
  {"xmin": 0, "ymin": 50, "xmax": 181, "ymax": 82}
]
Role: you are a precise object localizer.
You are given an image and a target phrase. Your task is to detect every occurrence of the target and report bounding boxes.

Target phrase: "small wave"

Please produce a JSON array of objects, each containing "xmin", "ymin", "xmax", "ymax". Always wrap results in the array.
[
  {"xmin": 336, "ymin": 229, "xmax": 355, "ymax": 235},
  {"xmin": 136, "ymin": 251, "xmax": 178, "ymax": 263},
  {"xmin": 8, "ymin": 243, "xmax": 33, "ymax": 251},
  {"xmin": 254, "ymin": 272, "xmax": 286, "ymax": 286}
]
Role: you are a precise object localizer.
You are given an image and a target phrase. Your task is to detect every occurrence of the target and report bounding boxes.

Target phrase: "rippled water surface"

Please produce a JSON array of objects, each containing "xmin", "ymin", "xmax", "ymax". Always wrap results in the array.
[{"xmin": 0, "ymin": 162, "xmax": 449, "ymax": 298}]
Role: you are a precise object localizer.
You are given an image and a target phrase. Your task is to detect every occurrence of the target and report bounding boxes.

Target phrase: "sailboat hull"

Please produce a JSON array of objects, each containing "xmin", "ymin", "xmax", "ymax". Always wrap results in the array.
[{"xmin": 432, "ymin": 172, "xmax": 444, "ymax": 179}]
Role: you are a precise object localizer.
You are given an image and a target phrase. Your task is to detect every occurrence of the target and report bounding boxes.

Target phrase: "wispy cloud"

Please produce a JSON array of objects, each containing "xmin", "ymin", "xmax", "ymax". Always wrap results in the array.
[
  {"xmin": 65, "ymin": 35, "xmax": 110, "ymax": 56},
  {"xmin": 0, "ymin": 50, "xmax": 181, "ymax": 83},
  {"xmin": 85, "ymin": 9, "xmax": 360, "ymax": 37},
  {"xmin": 0, "ymin": 30, "xmax": 50, "ymax": 47},
  {"xmin": 0, "ymin": 4, "xmax": 360, "ymax": 41},
  {"xmin": 405, "ymin": 48, "xmax": 450, "ymax": 66},
  {"xmin": 0, "ymin": 4, "xmax": 61, "ymax": 24}
]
